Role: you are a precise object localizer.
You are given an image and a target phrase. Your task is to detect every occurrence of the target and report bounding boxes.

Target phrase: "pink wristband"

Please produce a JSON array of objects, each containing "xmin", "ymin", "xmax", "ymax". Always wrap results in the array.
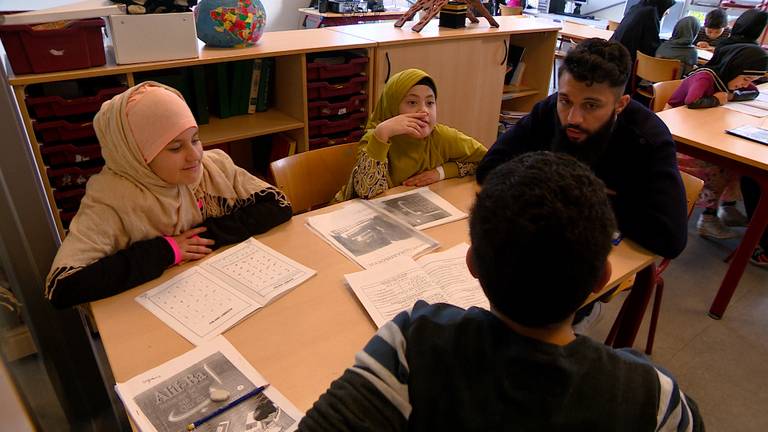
[{"xmin": 163, "ymin": 236, "xmax": 183, "ymax": 265}]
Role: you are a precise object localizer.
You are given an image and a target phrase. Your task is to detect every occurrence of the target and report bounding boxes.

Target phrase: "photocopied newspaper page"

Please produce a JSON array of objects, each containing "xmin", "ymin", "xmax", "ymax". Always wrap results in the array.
[
  {"xmin": 723, "ymin": 93, "xmax": 768, "ymax": 117},
  {"xmin": 115, "ymin": 336, "xmax": 302, "ymax": 432},
  {"xmin": 306, "ymin": 199, "xmax": 440, "ymax": 269},
  {"xmin": 344, "ymin": 243, "xmax": 489, "ymax": 327},
  {"xmin": 136, "ymin": 239, "xmax": 316, "ymax": 345},
  {"xmin": 370, "ymin": 187, "xmax": 467, "ymax": 230}
]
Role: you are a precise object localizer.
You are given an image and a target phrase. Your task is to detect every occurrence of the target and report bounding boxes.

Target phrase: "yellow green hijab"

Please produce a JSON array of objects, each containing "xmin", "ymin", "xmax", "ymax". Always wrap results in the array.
[{"xmin": 364, "ymin": 68, "xmax": 486, "ymax": 186}]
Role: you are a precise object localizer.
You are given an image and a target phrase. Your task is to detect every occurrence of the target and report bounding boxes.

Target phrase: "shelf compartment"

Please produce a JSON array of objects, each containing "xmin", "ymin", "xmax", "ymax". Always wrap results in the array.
[
  {"xmin": 501, "ymin": 85, "xmax": 538, "ymax": 101},
  {"xmin": 198, "ymin": 109, "xmax": 303, "ymax": 147}
]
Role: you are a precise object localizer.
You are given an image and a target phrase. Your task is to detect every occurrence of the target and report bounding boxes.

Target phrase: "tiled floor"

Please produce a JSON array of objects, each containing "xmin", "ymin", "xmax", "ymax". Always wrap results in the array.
[{"xmin": 584, "ymin": 209, "xmax": 768, "ymax": 432}]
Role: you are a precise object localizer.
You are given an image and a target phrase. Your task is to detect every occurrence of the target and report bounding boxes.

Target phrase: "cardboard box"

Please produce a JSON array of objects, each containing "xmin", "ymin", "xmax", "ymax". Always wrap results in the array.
[{"xmin": 106, "ymin": 12, "xmax": 198, "ymax": 65}]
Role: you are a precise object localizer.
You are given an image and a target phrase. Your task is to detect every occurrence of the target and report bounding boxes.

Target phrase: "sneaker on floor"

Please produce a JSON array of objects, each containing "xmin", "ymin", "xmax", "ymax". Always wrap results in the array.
[
  {"xmin": 750, "ymin": 246, "xmax": 768, "ymax": 268},
  {"xmin": 697, "ymin": 214, "xmax": 739, "ymax": 240},
  {"xmin": 573, "ymin": 302, "xmax": 603, "ymax": 334},
  {"xmin": 718, "ymin": 205, "xmax": 748, "ymax": 227}
]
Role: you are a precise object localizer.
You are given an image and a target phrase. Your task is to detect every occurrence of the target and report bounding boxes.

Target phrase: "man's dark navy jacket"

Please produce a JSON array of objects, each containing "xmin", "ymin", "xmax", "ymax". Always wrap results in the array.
[{"xmin": 477, "ymin": 94, "xmax": 688, "ymax": 259}]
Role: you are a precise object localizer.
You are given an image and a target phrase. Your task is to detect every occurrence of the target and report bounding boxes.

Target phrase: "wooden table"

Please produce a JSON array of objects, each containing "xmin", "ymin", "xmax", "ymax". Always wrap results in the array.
[
  {"xmin": 557, "ymin": 23, "xmax": 713, "ymax": 65},
  {"xmin": 657, "ymin": 102, "xmax": 768, "ymax": 319},
  {"xmin": 90, "ymin": 177, "xmax": 656, "ymax": 412},
  {"xmin": 299, "ymin": 7, "xmax": 408, "ymax": 29},
  {"xmin": 559, "ymin": 20, "xmax": 613, "ymax": 42}
]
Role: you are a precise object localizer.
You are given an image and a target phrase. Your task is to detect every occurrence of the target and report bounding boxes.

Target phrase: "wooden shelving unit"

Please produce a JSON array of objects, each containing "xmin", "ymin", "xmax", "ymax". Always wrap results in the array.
[{"xmin": 199, "ymin": 109, "xmax": 304, "ymax": 147}]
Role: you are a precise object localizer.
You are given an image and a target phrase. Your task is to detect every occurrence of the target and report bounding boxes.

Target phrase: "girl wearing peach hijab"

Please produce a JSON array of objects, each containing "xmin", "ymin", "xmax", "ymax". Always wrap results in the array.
[{"xmin": 46, "ymin": 82, "xmax": 292, "ymax": 308}]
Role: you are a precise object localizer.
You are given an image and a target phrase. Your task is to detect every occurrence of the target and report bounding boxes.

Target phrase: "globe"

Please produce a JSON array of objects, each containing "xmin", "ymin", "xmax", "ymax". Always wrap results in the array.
[{"xmin": 195, "ymin": 0, "xmax": 267, "ymax": 48}]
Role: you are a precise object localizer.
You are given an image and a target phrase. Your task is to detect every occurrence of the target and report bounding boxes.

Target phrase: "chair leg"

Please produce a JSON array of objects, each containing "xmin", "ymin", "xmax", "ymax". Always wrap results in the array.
[
  {"xmin": 604, "ymin": 299, "xmax": 627, "ymax": 346},
  {"xmin": 645, "ymin": 277, "xmax": 664, "ymax": 355}
]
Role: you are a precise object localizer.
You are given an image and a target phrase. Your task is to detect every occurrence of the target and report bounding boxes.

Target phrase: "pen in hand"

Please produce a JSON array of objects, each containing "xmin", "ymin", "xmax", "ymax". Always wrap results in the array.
[{"xmin": 186, "ymin": 384, "xmax": 270, "ymax": 431}]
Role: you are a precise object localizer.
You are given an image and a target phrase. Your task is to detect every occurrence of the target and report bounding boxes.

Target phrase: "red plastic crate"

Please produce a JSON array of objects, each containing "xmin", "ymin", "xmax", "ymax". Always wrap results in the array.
[
  {"xmin": 40, "ymin": 142, "xmax": 102, "ymax": 166},
  {"xmin": 309, "ymin": 129, "xmax": 365, "ymax": 150},
  {"xmin": 53, "ymin": 187, "xmax": 86, "ymax": 208},
  {"xmin": 47, "ymin": 164, "xmax": 102, "ymax": 188},
  {"xmin": 34, "ymin": 119, "xmax": 96, "ymax": 143},
  {"xmin": 0, "ymin": 19, "xmax": 106, "ymax": 75},
  {"xmin": 308, "ymin": 94, "xmax": 367, "ymax": 119},
  {"xmin": 307, "ymin": 76, "xmax": 368, "ymax": 100},
  {"xmin": 307, "ymin": 56, "xmax": 369, "ymax": 81},
  {"xmin": 309, "ymin": 112, "xmax": 367, "ymax": 137},
  {"xmin": 26, "ymin": 86, "xmax": 126, "ymax": 119}
]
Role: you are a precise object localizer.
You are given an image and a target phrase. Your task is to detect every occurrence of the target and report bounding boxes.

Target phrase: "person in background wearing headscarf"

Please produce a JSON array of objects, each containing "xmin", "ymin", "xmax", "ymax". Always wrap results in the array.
[
  {"xmin": 716, "ymin": 8, "xmax": 768, "ymax": 49},
  {"xmin": 46, "ymin": 82, "xmax": 293, "ymax": 308},
  {"xmin": 336, "ymin": 69, "xmax": 487, "ymax": 200},
  {"xmin": 657, "ymin": 16, "xmax": 701, "ymax": 76},
  {"xmin": 667, "ymin": 44, "xmax": 768, "ymax": 254},
  {"xmin": 694, "ymin": 8, "xmax": 731, "ymax": 50},
  {"xmin": 610, "ymin": 0, "xmax": 676, "ymax": 65}
]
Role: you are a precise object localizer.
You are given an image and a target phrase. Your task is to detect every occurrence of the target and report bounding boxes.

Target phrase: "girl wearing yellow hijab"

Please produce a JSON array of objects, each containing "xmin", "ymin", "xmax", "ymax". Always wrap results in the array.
[
  {"xmin": 337, "ymin": 69, "xmax": 487, "ymax": 200},
  {"xmin": 46, "ymin": 82, "xmax": 292, "ymax": 308}
]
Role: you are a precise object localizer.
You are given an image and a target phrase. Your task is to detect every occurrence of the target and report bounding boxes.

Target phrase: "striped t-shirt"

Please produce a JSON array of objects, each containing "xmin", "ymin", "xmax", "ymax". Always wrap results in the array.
[{"xmin": 301, "ymin": 301, "xmax": 703, "ymax": 431}]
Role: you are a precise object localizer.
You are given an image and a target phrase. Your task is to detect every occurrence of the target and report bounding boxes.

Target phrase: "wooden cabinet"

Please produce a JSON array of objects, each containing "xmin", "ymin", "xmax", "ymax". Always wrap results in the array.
[{"xmin": 374, "ymin": 35, "xmax": 508, "ymax": 147}]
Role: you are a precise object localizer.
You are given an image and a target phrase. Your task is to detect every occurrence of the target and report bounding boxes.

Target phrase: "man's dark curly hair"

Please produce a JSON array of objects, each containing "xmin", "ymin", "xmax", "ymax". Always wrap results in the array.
[
  {"xmin": 558, "ymin": 38, "xmax": 632, "ymax": 91},
  {"xmin": 469, "ymin": 152, "xmax": 617, "ymax": 327}
]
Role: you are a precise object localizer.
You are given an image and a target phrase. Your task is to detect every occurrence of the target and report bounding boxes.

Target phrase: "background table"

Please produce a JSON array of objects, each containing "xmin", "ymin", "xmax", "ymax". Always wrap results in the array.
[{"xmin": 657, "ymin": 97, "xmax": 768, "ymax": 319}]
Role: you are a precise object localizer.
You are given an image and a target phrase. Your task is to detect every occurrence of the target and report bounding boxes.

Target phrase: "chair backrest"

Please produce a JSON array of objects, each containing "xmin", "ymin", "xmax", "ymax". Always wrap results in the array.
[
  {"xmin": 635, "ymin": 52, "xmax": 682, "ymax": 84},
  {"xmin": 650, "ymin": 79, "xmax": 683, "ymax": 113},
  {"xmin": 607, "ymin": 20, "xmax": 620, "ymax": 31},
  {"xmin": 679, "ymin": 171, "xmax": 704, "ymax": 217},
  {"xmin": 499, "ymin": 5, "xmax": 523, "ymax": 15},
  {"xmin": 269, "ymin": 142, "xmax": 358, "ymax": 214}
]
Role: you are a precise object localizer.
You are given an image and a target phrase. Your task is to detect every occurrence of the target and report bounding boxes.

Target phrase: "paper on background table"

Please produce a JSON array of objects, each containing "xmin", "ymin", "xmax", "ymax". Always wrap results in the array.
[
  {"xmin": 115, "ymin": 336, "xmax": 302, "ymax": 432},
  {"xmin": 306, "ymin": 199, "xmax": 440, "ymax": 269},
  {"xmin": 370, "ymin": 187, "xmax": 467, "ymax": 230},
  {"xmin": 345, "ymin": 243, "xmax": 488, "ymax": 328},
  {"xmin": 136, "ymin": 239, "xmax": 316, "ymax": 345},
  {"xmin": 722, "ymin": 100, "xmax": 768, "ymax": 117}
]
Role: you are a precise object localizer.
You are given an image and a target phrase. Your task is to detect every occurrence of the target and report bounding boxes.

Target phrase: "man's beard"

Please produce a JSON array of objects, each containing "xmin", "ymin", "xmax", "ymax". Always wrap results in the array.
[{"xmin": 552, "ymin": 111, "xmax": 617, "ymax": 168}]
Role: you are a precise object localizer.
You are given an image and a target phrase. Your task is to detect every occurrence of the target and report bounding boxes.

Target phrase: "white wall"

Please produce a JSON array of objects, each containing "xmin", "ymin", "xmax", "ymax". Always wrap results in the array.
[{"xmin": 262, "ymin": 0, "xmax": 312, "ymax": 31}]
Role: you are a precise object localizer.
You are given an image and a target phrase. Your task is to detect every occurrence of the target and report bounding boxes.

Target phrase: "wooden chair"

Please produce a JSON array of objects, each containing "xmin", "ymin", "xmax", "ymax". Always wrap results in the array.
[
  {"xmin": 650, "ymin": 79, "xmax": 683, "ymax": 113},
  {"xmin": 605, "ymin": 171, "xmax": 704, "ymax": 354},
  {"xmin": 632, "ymin": 52, "xmax": 682, "ymax": 99},
  {"xmin": 269, "ymin": 142, "xmax": 358, "ymax": 214}
]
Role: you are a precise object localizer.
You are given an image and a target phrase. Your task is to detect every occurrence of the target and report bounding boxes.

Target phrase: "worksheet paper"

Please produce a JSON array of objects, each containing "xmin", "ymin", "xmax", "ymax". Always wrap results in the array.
[
  {"xmin": 136, "ymin": 239, "xmax": 315, "ymax": 345},
  {"xmin": 115, "ymin": 336, "xmax": 302, "ymax": 432},
  {"xmin": 306, "ymin": 199, "xmax": 439, "ymax": 269},
  {"xmin": 344, "ymin": 243, "xmax": 489, "ymax": 328},
  {"xmin": 370, "ymin": 187, "xmax": 467, "ymax": 230}
]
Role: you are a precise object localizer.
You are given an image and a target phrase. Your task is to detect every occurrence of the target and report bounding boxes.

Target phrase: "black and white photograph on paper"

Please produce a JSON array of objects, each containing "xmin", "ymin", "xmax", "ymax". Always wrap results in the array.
[
  {"xmin": 306, "ymin": 200, "xmax": 439, "ymax": 269},
  {"xmin": 330, "ymin": 214, "xmax": 414, "ymax": 257},
  {"xmin": 116, "ymin": 337, "xmax": 301, "ymax": 432},
  {"xmin": 371, "ymin": 187, "xmax": 467, "ymax": 230}
]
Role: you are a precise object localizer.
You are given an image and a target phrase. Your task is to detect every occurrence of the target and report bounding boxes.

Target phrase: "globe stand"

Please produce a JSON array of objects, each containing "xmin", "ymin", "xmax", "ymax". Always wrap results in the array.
[{"xmin": 394, "ymin": 0, "xmax": 499, "ymax": 32}]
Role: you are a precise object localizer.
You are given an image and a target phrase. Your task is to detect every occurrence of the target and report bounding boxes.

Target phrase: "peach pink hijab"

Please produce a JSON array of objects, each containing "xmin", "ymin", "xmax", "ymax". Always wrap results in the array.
[{"xmin": 45, "ymin": 81, "xmax": 288, "ymax": 300}]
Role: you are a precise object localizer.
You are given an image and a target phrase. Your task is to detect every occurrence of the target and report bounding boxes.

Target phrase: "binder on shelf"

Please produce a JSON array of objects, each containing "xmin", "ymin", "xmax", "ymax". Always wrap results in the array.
[
  {"xmin": 504, "ymin": 44, "xmax": 526, "ymax": 85},
  {"xmin": 248, "ymin": 59, "xmax": 264, "ymax": 114},
  {"xmin": 206, "ymin": 63, "xmax": 231, "ymax": 119},
  {"xmin": 230, "ymin": 60, "xmax": 254, "ymax": 116},
  {"xmin": 256, "ymin": 58, "xmax": 274, "ymax": 113}
]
